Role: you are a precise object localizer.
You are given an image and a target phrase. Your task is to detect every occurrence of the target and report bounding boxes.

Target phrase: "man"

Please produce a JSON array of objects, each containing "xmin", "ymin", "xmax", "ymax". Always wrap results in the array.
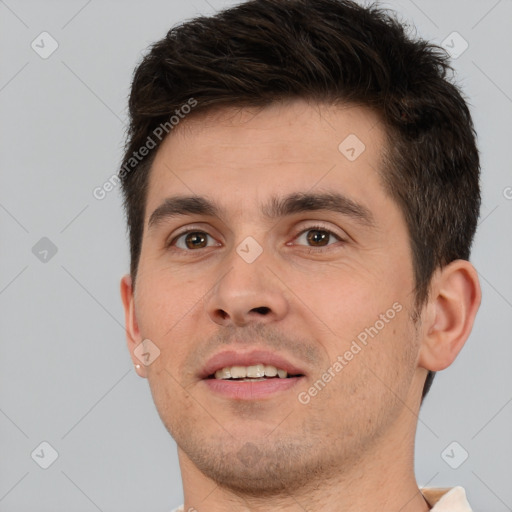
[{"xmin": 119, "ymin": 1, "xmax": 481, "ymax": 510}]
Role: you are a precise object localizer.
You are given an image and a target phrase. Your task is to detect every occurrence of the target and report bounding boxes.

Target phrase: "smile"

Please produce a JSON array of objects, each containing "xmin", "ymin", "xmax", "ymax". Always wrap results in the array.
[{"xmin": 210, "ymin": 363, "xmax": 301, "ymax": 380}]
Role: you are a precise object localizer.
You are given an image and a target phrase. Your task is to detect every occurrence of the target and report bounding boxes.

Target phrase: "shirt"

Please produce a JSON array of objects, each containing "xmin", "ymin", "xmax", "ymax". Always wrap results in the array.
[{"xmin": 170, "ymin": 486, "xmax": 472, "ymax": 512}]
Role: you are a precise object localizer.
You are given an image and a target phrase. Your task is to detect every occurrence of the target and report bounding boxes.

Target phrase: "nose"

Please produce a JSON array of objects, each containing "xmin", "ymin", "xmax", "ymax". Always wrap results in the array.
[{"xmin": 204, "ymin": 245, "xmax": 289, "ymax": 327}]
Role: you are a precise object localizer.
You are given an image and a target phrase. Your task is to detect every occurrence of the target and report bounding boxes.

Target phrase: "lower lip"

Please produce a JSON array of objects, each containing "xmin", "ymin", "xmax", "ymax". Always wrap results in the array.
[{"xmin": 203, "ymin": 377, "xmax": 303, "ymax": 400}]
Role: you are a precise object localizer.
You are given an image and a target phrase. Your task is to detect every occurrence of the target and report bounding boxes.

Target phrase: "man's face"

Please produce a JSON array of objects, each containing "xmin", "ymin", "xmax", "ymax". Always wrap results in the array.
[{"xmin": 123, "ymin": 99, "xmax": 426, "ymax": 492}]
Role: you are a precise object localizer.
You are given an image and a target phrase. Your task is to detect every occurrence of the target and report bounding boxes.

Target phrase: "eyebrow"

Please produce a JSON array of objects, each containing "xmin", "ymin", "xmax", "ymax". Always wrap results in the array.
[{"xmin": 147, "ymin": 191, "xmax": 375, "ymax": 230}]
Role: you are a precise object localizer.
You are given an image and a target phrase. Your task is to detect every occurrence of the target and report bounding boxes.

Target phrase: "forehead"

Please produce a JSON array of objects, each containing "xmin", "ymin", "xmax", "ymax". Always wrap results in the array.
[{"xmin": 145, "ymin": 99, "xmax": 388, "ymax": 222}]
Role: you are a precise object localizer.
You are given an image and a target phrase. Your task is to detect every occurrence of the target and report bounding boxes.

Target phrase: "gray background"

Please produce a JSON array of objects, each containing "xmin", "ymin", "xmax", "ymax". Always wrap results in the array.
[{"xmin": 1, "ymin": 0, "xmax": 511, "ymax": 510}]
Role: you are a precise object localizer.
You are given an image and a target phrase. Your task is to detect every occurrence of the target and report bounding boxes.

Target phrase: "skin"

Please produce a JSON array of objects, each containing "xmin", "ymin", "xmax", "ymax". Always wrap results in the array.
[{"xmin": 121, "ymin": 99, "xmax": 481, "ymax": 512}]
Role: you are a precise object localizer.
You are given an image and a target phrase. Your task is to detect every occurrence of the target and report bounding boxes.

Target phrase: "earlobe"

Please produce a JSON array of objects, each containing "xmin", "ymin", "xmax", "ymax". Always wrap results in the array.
[
  {"xmin": 417, "ymin": 260, "xmax": 481, "ymax": 372},
  {"xmin": 120, "ymin": 274, "xmax": 146, "ymax": 377}
]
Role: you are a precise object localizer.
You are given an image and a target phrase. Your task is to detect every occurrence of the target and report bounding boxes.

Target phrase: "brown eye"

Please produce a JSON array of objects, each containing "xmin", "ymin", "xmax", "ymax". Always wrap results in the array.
[
  {"xmin": 295, "ymin": 226, "xmax": 342, "ymax": 248},
  {"xmin": 184, "ymin": 232, "xmax": 208, "ymax": 249},
  {"xmin": 306, "ymin": 229, "xmax": 330, "ymax": 246},
  {"xmin": 170, "ymin": 230, "xmax": 216, "ymax": 250}
]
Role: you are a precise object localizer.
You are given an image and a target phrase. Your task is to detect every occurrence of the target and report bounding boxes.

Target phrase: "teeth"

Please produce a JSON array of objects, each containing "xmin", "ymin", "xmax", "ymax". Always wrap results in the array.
[
  {"xmin": 230, "ymin": 366, "xmax": 247, "ymax": 379},
  {"xmin": 264, "ymin": 364, "xmax": 277, "ymax": 377},
  {"xmin": 213, "ymin": 364, "xmax": 290, "ymax": 380},
  {"xmin": 214, "ymin": 367, "xmax": 232, "ymax": 379},
  {"xmin": 247, "ymin": 364, "xmax": 265, "ymax": 378}
]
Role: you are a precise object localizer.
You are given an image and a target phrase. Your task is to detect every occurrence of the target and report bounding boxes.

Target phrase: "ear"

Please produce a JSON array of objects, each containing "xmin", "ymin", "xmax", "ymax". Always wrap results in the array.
[
  {"xmin": 417, "ymin": 260, "xmax": 481, "ymax": 372},
  {"xmin": 120, "ymin": 274, "xmax": 146, "ymax": 378}
]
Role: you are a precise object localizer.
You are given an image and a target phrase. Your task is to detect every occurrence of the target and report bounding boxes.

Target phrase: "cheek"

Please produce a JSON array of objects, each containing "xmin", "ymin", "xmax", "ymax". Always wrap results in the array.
[
  {"xmin": 135, "ymin": 265, "xmax": 199, "ymax": 333},
  {"xmin": 286, "ymin": 260, "xmax": 400, "ymax": 335},
  {"xmin": 325, "ymin": 312, "xmax": 417, "ymax": 418},
  {"xmin": 133, "ymin": 271, "xmax": 203, "ymax": 376},
  {"xmin": 296, "ymin": 264, "xmax": 414, "ymax": 382}
]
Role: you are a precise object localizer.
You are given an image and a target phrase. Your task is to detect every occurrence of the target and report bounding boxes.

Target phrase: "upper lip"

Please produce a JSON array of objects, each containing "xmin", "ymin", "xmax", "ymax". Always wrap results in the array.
[{"xmin": 200, "ymin": 349, "xmax": 306, "ymax": 379}]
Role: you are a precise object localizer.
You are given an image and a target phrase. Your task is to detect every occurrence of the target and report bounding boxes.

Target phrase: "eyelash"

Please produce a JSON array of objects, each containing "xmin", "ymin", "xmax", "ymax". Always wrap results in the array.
[{"xmin": 167, "ymin": 224, "xmax": 346, "ymax": 253}]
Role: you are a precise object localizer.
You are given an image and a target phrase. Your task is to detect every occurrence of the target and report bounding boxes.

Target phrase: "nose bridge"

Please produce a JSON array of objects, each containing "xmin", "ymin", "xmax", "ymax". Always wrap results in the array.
[{"xmin": 204, "ymin": 236, "xmax": 288, "ymax": 326}]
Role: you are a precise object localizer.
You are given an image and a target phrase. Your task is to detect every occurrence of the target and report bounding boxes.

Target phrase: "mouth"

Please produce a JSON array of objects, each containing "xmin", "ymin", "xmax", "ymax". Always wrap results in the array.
[
  {"xmin": 200, "ymin": 349, "xmax": 306, "ymax": 380},
  {"xmin": 200, "ymin": 350, "xmax": 306, "ymax": 400},
  {"xmin": 206, "ymin": 363, "xmax": 304, "ymax": 381}
]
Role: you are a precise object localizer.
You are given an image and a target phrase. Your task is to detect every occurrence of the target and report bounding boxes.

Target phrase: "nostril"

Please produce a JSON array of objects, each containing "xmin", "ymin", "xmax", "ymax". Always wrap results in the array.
[{"xmin": 252, "ymin": 306, "xmax": 270, "ymax": 315}]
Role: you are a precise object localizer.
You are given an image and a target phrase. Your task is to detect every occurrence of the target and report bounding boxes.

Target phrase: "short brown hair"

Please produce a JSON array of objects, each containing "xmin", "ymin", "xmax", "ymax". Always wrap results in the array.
[{"xmin": 119, "ymin": 0, "xmax": 481, "ymax": 403}]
